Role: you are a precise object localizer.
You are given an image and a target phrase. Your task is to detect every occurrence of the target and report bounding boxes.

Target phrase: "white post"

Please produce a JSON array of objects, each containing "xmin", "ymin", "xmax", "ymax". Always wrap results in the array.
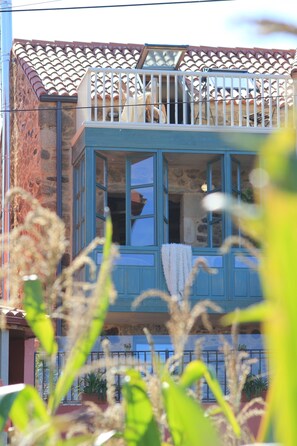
[{"xmin": 1, "ymin": 0, "xmax": 12, "ymax": 300}]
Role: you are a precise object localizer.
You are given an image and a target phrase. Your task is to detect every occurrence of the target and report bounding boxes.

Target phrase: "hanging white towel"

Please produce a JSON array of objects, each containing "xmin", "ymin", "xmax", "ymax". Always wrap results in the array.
[{"xmin": 161, "ymin": 243, "xmax": 192, "ymax": 299}]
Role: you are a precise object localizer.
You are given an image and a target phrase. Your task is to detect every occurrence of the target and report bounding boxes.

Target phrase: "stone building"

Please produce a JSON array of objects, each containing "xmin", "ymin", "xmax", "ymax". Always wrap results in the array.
[{"xmin": 8, "ymin": 40, "xmax": 296, "ymax": 341}]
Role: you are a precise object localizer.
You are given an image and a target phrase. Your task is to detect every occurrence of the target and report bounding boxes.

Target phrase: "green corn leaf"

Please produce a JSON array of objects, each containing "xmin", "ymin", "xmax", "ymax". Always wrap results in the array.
[
  {"xmin": 179, "ymin": 360, "xmax": 205, "ymax": 388},
  {"xmin": 221, "ymin": 302, "xmax": 272, "ymax": 326},
  {"xmin": 122, "ymin": 370, "xmax": 161, "ymax": 446},
  {"xmin": 162, "ymin": 374, "xmax": 220, "ymax": 446},
  {"xmin": 49, "ymin": 216, "xmax": 114, "ymax": 413},
  {"xmin": 180, "ymin": 361, "xmax": 240, "ymax": 439},
  {"xmin": 0, "ymin": 384, "xmax": 25, "ymax": 431},
  {"xmin": 9, "ymin": 385, "xmax": 50, "ymax": 432},
  {"xmin": 223, "ymin": 127, "xmax": 297, "ymax": 446},
  {"xmin": 203, "ymin": 193, "xmax": 263, "ymax": 242},
  {"xmin": 23, "ymin": 276, "xmax": 58, "ymax": 357},
  {"xmin": 200, "ymin": 364, "xmax": 241, "ymax": 438}
]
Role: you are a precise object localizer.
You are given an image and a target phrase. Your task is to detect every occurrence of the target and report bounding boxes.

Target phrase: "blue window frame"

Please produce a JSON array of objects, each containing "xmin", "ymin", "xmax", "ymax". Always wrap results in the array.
[
  {"xmin": 206, "ymin": 156, "xmax": 224, "ymax": 248},
  {"xmin": 73, "ymin": 156, "xmax": 86, "ymax": 255},
  {"xmin": 95, "ymin": 153, "xmax": 108, "ymax": 238},
  {"xmin": 83, "ymin": 150, "xmax": 256, "ymax": 250},
  {"xmin": 127, "ymin": 155, "xmax": 156, "ymax": 246}
]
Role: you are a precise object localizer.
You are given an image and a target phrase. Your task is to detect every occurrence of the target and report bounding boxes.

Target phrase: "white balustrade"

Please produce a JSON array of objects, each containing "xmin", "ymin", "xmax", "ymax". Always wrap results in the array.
[{"xmin": 76, "ymin": 67, "xmax": 294, "ymax": 131}]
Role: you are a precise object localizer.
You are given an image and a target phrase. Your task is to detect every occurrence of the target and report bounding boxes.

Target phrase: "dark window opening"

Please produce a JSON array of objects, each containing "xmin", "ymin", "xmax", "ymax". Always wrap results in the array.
[
  {"xmin": 168, "ymin": 195, "xmax": 181, "ymax": 243},
  {"xmin": 108, "ymin": 193, "xmax": 126, "ymax": 245}
]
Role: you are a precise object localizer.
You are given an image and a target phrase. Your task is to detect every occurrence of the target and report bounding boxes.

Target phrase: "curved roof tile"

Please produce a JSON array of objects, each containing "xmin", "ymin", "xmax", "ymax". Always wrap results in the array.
[{"xmin": 12, "ymin": 39, "xmax": 296, "ymax": 100}]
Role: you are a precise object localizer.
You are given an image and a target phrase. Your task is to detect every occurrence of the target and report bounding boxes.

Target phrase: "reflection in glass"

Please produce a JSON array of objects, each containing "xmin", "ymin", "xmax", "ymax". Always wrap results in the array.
[
  {"xmin": 131, "ymin": 218, "xmax": 155, "ymax": 246},
  {"xmin": 96, "ymin": 187, "xmax": 105, "ymax": 216},
  {"xmin": 131, "ymin": 188, "xmax": 154, "ymax": 216},
  {"xmin": 209, "ymin": 216, "xmax": 223, "ymax": 248},
  {"xmin": 96, "ymin": 218, "xmax": 104, "ymax": 238},
  {"xmin": 131, "ymin": 157, "xmax": 153, "ymax": 186},
  {"xmin": 96, "ymin": 155, "xmax": 106, "ymax": 186}
]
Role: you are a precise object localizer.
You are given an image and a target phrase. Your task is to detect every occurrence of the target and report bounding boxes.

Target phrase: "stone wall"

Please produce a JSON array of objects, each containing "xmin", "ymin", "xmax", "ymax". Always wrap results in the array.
[{"xmin": 10, "ymin": 61, "xmax": 75, "ymax": 259}]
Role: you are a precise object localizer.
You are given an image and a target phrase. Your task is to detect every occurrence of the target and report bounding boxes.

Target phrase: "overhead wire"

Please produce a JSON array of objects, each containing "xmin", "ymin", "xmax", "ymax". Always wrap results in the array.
[
  {"xmin": 0, "ymin": 94, "xmax": 292, "ymax": 114},
  {"xmin": 2, "ymin": 0, "xmax": 235, "ymax": 13}
]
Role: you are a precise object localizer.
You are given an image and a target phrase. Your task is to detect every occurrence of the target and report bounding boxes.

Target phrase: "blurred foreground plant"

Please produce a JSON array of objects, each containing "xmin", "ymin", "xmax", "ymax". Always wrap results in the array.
[
  {"xmin": 204, "ymin": 127, "xmax": 297, "ymax": 446},
  {"xmin": 0, "ymin": 188, "xmax": 259, "ymax": 446}
]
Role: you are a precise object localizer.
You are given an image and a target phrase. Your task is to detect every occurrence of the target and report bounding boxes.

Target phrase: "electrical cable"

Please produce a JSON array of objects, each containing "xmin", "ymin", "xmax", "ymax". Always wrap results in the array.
[
  {"xmin": 1, "ymin": 0, "xmax": 235, "ymax": 13},
  {"xmin": 0, "ymin": 93, "xmax": 292, "ymax": 114}
]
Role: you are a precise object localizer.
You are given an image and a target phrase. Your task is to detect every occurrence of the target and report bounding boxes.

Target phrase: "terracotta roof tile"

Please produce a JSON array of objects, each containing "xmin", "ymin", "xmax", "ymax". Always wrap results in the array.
[{"xmin": 12, "ymin": 39, "xmax": 296, "ymax": 100}]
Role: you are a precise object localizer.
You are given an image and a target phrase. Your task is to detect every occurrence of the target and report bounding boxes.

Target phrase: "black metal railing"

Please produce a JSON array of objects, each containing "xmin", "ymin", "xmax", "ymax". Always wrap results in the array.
[{"xmin": 34, "ymin": 348, "xmax": 267, "ymax": 405}]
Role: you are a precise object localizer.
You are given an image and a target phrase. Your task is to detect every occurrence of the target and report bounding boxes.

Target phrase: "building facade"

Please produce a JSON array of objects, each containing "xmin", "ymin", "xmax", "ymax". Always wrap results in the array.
[{"xmin": 9, "ymin": 40, "xmax": 296, "ymax": 337}]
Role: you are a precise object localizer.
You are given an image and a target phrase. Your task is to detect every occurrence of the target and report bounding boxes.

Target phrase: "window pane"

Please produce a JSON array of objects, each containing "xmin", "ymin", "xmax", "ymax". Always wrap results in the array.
[
  {"xmin": 96, "ymin": 155, "xmax": 106, "ymax": 186},
  {"xmin": 131, "ymin": 188, "xmax": 154, "ymax": 216},
  {"xmin": 131, "ymin": 218, "xmax": 155, "ymax": 246},
  {"xmin": 131, "ymin": 156, "xmax": 153, "ymax": 186},
  {"xmin": 166, "ymin": 154, "xmax": 209, "ymax": 246},
  {"xmin": 210, "ymin": 216, "xmax": 223, "ymax": 248},
  {"xmin": 96, "ymin": 218, "xmax": 105, "ymax": 238},
  {"xmin": 96, "ymin": 187, "xmax": 105, "ymax": 216},
  {"xmin": 142, "ymin": 49, "xmax": 184, "ymax": 70}
]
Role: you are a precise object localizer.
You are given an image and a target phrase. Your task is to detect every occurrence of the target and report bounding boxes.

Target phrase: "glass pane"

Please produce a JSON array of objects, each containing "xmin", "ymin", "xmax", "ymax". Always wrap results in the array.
[
  {"xmin": 163, "ymin": 189, "xmax": 168, "ymax": 219},
  {"xmin": 96, "ymin": 187, "xmax": 105, "ymax": 216},
  {"xmin": 131, "ymin": 218, "xmax": 155, "ymax": 246},
  {"xmin": 212, "ymin": 218, "xmax": 223, "ymax": 247},
  {"xmin": 131, "ymin": 187, "xmax": 154, "ymax": 216},
  {"xmin": 131, "ymin": 157, "xmax": 153, "ymax": 186},
  {"xmin": 207, "ymin": 157, "xmax": 222, "ymax": 193},
  {"xmin": 143, "ymin": 49, "xmax": 183, "ymax": 69},
  {"xmin": 96, "ymin": 218, "xmax": 105, "ymax": 238},
  {"xmin": 108, "ymin": 193, "xmax": 126, "ymax": 245},
  {"xmin": 232, "ymin": 159, "xmax": 241, "ymax": 197},
  {"xmin": 164, "ymin": 220, "xmax": 168, "ymax": 244},
  {"xmin": 96, "ymin": 155, "xmax": 106, "ymax": 186}
]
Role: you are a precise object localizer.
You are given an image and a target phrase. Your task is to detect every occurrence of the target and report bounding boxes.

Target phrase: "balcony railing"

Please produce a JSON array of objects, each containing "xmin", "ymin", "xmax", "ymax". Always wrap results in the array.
[
  {"xmin": 35, "ymin": 348, "xmax": 268, "ymax": 405},
  {"xmin": 76, "ymin": 67, "xmax": 294, "ymax": 131}
]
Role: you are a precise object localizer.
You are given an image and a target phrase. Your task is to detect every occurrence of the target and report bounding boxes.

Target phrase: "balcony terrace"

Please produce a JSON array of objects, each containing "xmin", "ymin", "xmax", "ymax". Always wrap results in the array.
[{"xmin": 76, "ymin": 67, "xmax": 294, "ymax": 132}]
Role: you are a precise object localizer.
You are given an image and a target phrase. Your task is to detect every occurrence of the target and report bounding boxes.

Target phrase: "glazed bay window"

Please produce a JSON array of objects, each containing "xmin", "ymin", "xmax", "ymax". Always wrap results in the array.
[
  {"xmin": 94, "ymin": 150, "xmax": 255, "ymax": 248},
  {"xmin": 165, "ymin": 153, "xmax": 223, "ymax": 248},
  {"xmin": 95, "ymin": 151, "xmax": 156, "ymax": 246},
  {"xmin": 129, "ymin": 155, "xmax": 156, "ymax": 246}
]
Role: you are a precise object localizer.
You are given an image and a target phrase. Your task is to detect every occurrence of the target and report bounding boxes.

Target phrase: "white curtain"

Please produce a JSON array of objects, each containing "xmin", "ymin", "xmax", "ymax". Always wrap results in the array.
[{"xmin": 161, "ymin": 243, "xmax": 192, "ymax": 299}]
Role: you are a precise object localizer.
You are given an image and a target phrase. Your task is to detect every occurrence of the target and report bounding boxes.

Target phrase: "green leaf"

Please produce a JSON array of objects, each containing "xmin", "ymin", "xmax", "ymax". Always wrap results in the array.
[
  {"xmin": 261, "ymin": 127, "xmax": 296, "ymax": 191},
  {"xmin": 200, "ymin": 363, "xmax": 241, "ymax": 438},
  {"xmin": 202, "ymin": 193, "xmax": 263, "ymax": 242},
  {"xmin": 23, "ymin": 276, "xmax": 58, "ymax": 357},
  {"xmin": 9, "ymin": 385, "xmax": 50, "ymax": 432},
  {"xmin": 122, "ymin": 370, "xmax": 161, "ymax": 446},
  {"xmin": 221, "ymin": 302, "xmax": 272, "ymax": 326},
  {"xmin": 0, "ymin": 384, "xmax": 25, "ymax": 431},
  {"xmin": 162, "ymin": 374, "xmax": 220, "ymax": 446},
  {"xmin": 180, "ymin": 361, "xmax": 240, "ymax": 439},
  {"xmin": 49, "ymin": 216, "xmax": 114, "ymax": 413},
  {"xmin": 179, "ymin": 360, "xmax": 205, "ymax": 388}
]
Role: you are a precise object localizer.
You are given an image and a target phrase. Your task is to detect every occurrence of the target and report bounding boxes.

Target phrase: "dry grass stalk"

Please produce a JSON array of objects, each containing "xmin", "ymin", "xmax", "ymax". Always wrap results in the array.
[{"xmin": 133, "ymin": 257, "xmax": 221, "ymax": 359}]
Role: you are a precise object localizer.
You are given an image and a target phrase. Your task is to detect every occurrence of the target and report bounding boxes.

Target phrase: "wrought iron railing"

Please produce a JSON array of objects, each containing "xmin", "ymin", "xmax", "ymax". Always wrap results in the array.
[
  {"xmin": 76, "ymin": 67, "xmax": 293, "ymax": 131},
  {"xmin": 35, "ymin": 348, "xmax": 268, "ymax": 405}
]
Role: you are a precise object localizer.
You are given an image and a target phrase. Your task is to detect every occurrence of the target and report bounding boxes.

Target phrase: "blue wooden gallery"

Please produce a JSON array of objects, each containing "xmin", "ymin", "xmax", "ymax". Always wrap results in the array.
[
  {"xmin": 73, "ymin": 126, "xmax": 264, "ymax": 315},
  {"xmin": 71, "ymin": 44, "xmax": 293, "ymax": 324}
]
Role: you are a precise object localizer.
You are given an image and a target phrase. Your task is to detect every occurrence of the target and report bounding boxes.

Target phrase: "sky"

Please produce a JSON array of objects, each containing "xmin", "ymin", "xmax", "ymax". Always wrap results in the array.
[{"xmin": 9, "ymin": 0, "xmax": 297, "ymax": 50}]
